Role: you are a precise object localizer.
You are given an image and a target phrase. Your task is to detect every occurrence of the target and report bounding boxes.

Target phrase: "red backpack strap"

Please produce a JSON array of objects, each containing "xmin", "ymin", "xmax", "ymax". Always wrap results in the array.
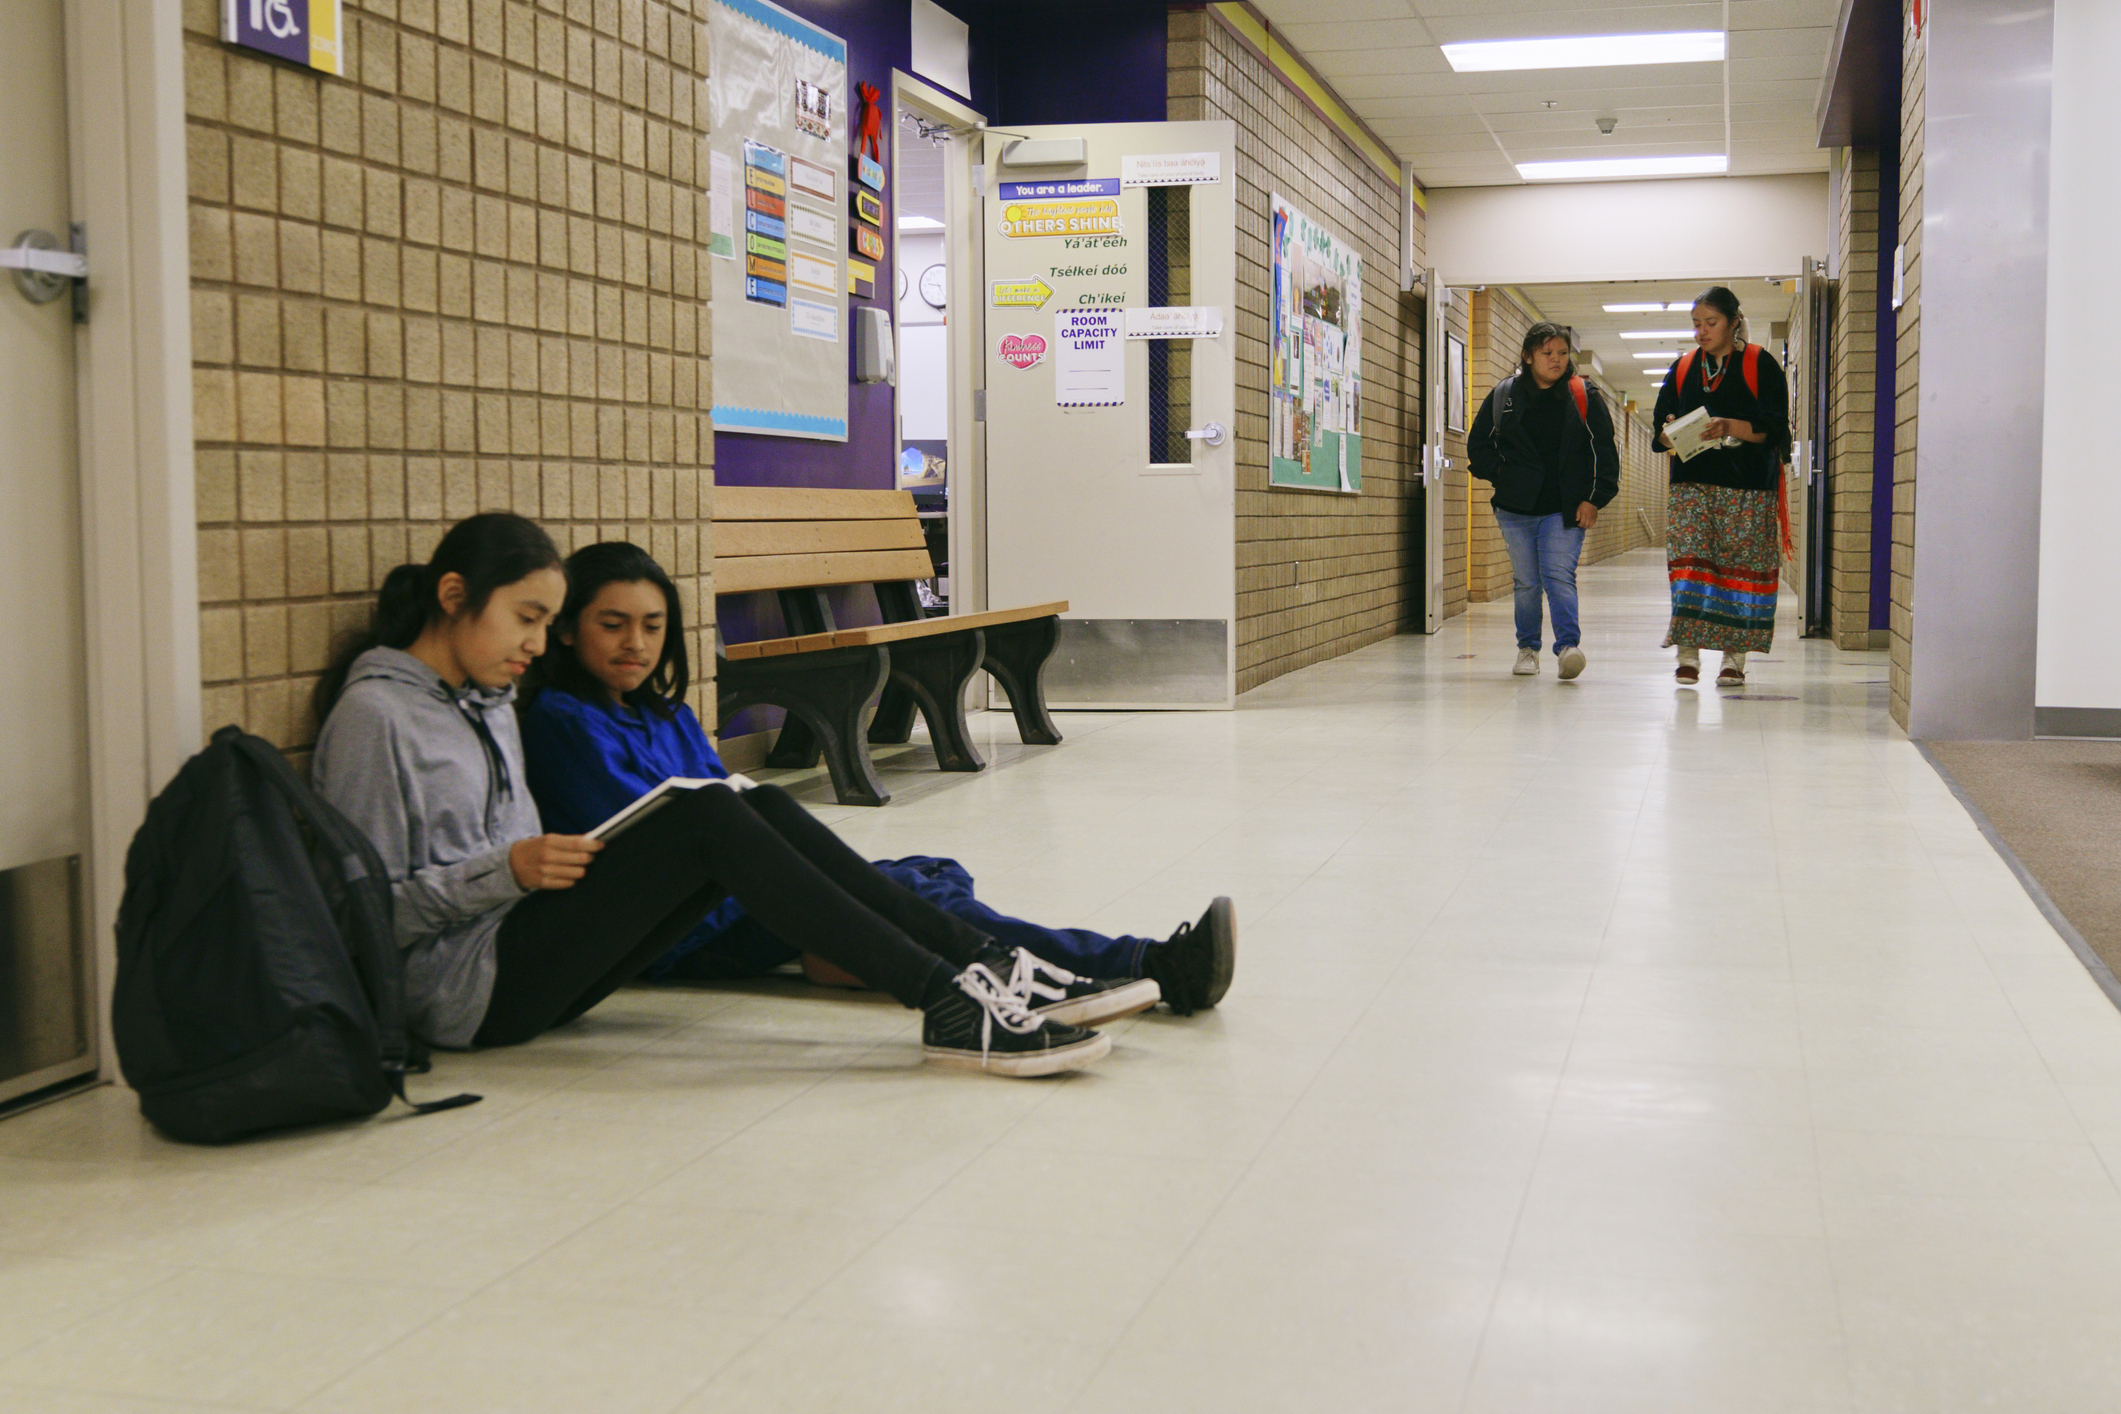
[
  {"xmin": 1568, "ymin": 375, "xmax": 1587, "ymax": 421},
  {"xmin": 1742, "ymin": 342, "xmax": 1761, "ymax": 396},
  {"xmin": 1674, "ymin": 347, "xmax": 1698, "ymax": 391}
]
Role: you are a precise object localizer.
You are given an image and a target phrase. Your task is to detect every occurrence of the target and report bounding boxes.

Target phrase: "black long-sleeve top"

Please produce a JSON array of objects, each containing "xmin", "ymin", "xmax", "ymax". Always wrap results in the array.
[{"xmin": 1651, "ymin": 344, "xmax": 1790, "ymax": 491}]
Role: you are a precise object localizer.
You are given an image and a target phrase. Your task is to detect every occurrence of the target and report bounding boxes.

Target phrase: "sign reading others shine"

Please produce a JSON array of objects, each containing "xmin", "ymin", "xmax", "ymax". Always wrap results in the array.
[{"xmin": 222, "ymin": 0, "xmax": 345, "ymax": 76}]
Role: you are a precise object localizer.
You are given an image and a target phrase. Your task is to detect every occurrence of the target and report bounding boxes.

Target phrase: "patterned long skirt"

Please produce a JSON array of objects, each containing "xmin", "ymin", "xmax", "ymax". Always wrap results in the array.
[{"xmin": 1664, "ymin": 482, "xmax": 1780, "ymax": 653}]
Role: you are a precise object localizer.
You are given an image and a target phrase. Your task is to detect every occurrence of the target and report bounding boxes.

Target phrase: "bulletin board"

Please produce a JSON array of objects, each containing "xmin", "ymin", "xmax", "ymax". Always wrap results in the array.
[
  {"xmin": 708, "ymin": 0, "xmax": 850, "ymax": 440},
  {"xmin": 1269, "ymin": 194, "xmax": 1363, "ymax": 492}
]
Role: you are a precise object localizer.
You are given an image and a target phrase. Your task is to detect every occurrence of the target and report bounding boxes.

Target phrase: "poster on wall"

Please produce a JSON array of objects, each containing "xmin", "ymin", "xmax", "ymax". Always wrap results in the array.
[
  {"xmin": 1269, "ymin": 194, "xmax": 1363, "ymax": 492},
  {"xmin": 1445, "ymin": 333, "xmax": 1468, "ymax": 433},
  {"xmin": 709, "ymin": 0, "xmax": 848, "ymax": 440}
]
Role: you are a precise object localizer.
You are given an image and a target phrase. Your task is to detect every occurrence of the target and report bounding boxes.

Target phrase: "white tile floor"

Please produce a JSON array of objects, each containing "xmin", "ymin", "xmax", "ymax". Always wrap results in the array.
[{"xmin": 8, "ymin": 550, "xmax": 2121, "ymax": 1412}]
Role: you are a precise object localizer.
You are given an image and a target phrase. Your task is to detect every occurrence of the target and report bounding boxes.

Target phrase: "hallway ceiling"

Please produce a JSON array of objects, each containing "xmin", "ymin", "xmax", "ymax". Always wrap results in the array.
[
  {"xmin": 1249, "ymin": 0, "xmax": 1839, "ymax": 188},
  {"xmin": 1509, "ymin": 277, "xmax": 1802, "ymax": 407}
]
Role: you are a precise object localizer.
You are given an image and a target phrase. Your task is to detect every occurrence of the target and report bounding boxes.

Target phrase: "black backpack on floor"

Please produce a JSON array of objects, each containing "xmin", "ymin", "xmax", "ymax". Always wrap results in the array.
[{"xmin": 112, "ymin": 726, "xmax": 478, "ymax": 1144}]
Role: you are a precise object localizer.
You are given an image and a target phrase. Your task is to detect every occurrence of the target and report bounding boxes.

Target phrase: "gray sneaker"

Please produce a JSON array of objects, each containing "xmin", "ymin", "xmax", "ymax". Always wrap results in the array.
[
  {"xmin": 1512, "ymin": 648, "xmax": 1540, "ymax": 676},
  {"xmin": 1557, "ymin": 645, "xmax": 1587, "ymax": 680}
]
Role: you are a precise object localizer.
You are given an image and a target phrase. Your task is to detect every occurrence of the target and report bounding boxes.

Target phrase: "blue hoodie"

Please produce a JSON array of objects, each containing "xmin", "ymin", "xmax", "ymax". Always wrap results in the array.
[{"xmin": 518, "ymin": 688, "xmax": 746, "ymax": 966}]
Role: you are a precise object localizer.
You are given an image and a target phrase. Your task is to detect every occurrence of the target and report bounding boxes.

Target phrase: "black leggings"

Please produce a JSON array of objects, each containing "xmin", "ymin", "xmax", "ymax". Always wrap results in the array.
[{"xmin": 474, "ymin": 783, "xmax": 992, "ymax": 1046}]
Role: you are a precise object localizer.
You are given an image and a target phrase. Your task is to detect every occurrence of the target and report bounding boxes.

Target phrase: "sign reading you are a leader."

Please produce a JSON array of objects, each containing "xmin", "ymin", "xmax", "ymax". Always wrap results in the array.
[{"xmin": 222, "ymin": 0, "xmax": 346, "ymax": 76}]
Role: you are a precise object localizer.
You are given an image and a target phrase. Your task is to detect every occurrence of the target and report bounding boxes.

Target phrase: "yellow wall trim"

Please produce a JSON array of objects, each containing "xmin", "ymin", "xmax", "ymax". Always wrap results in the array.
[{"xmin": 1206, "ymin": 3, "xmax": 1405, "ymax": 190}]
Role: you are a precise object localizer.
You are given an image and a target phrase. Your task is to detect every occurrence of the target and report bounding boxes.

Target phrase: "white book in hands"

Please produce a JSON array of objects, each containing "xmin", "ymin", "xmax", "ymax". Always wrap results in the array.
[
  {"xmin": 1664, "ymin": 405, "xmax": 1738, "ymax": 463},
  {"xmin": 586, "ymin": 772, "xmax": 761, "ymax": 842}
]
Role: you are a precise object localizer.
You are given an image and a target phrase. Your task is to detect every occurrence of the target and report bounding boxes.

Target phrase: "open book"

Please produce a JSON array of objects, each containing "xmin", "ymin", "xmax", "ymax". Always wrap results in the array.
[
  {"xmin": 1664, "ymin": 405, "xmax": 1739, "ymax": 463},
  {"xmin": 586, "ymin": 773, "xmax": 760, "ymax": 841}
]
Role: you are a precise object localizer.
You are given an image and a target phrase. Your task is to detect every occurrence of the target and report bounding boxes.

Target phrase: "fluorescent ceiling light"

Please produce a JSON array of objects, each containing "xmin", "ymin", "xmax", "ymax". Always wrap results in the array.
[
  {"xmin": 1633, "ymin": 352, "xmax": 1677, "ymax": 360},
  {"xmin": 1602, "ymin": 301, "xmax": 1698, "ymax": 313},
  {"xmin": 896, "ymin": 215, "xmax": 944, "ymax": 231},
  {"xmin": 1517, "ymin": 155, "xmax": 1728, "ymax": 181},
  {"xmin": 1620, "ymin": 330, "xmax": 1694, "ymax": 340},
  {"xmin": 1442, "ymin": 31, "xmax": 1724, "ymax": 73}
]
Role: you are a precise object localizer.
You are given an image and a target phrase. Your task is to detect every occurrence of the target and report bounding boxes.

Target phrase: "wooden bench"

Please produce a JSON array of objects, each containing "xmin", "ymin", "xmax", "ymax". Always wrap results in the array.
[{"xmin": 713, "ymin": 486, "xmax": 1067, "ymax": 806}]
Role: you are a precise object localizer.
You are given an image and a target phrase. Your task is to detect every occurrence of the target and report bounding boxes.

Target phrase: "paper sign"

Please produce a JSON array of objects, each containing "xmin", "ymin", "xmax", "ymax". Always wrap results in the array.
[
  {"xmin": 999, "ymin": 178, "xmax": 1120, "ymax": 200},
  {"xmin": 854, "ymin": 190, "xmax": 884, "ymax": 227},
  {"xmin": 788, "ymin": 205, "xmax": 837, "ymax": 249},
  {"xmin": 222, "ymin": 0, "xmax": 344, "ymax": 75},
  {"xmin": 1124, "ymin": 306, "xmax": 1223, "ymax": 339},
  {"xmin": 744, "ymin": 140, "xmax": 786, "ymax": 176},
  {"xmin": 998, "ymin": 181, "xmax": 1122, "ymax": 240},
  {"xmin": 852, "ymin": 225, "xmax": 885, "ymax": 261},
  {"xmin": 745, "ymin": 210, "xmax": 787, "ymax": 241},
  {"xmin": 709, "ymin": 151, "xmax": 736, "ymax": 259},
  {"xmin": 847, "ymin": 258, "xmax": 875, "ymax": 299},
  {"xmin": 790, "ymin": 296, "xmax": 838, "ymax": 341},
  {"xmin": 746, "ymin": 232, "xmax": 788, "ymax": 261},
  {"xmin": 788, "ymin": 250, "xmax": 838, "ymax": 294},
  {"xmin": 1054, "ymin": 309, "xmax": 1124, "ymax": 407},
  {"xmin": 744, "ymin": 276, "xmax": 787, "ymax": 305},
  {"xmin": 991, "ymin": 278, "xmax": 1055, "ymax": 310},
  {"xmin": 746, "ymin": 167, "xmax": 787, "ymax": 197},
  {"xmin": 998, "ymin": 333, "xmax": 1047, "ymax": 370},
  {"xmin": 789, "ymin": 156, "xmax": 837, "ymax": 202},
  {"xmin": 795, "ymin": 80, "xmax": 832, "ymax": 141},
  {"xmin": 857, "ymin": 153, "xmax": 885, "ymax": 192},
  {"xmin": 1121, "ymin": 152, "xmax": 1221, "ymax": 187}
]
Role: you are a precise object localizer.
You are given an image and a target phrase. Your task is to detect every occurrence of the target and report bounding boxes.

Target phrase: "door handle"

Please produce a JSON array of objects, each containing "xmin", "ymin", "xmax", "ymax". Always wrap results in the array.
[
  {"xmin": 3, "ymin": 228, "xmax": 87, "ymax": 319},
  {"xmin": 1183, "ymin": 422, "xmax": 1227, "ymax": 448}
]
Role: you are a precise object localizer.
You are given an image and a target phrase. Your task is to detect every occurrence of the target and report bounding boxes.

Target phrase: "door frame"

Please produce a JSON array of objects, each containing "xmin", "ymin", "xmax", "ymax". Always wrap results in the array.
[
  {"xmin": 8, "ymin": 0, "xmax": 203, "ymax": 1100},
  {"xmin": 1420, "ymin": 268, "xmax": 1447, "ymax": 633},
  {"xmin": 890, "ymin": 72, "xmax": 987, "ymax": 621}
]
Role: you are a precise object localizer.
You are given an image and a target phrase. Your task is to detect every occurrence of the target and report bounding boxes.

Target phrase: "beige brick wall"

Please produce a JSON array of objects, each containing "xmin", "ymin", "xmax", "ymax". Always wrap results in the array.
[
  {"xmin": 1168, "ymin": 10, "xmax": 1427, "ymax": 693},
  {"xmin": 1830, "ymin": 147, "xmax": 1881, "ymax": 649},
  {"xmin": 1891, "ymin": 1, "xmax": 1924, "ymax": 728},
  {"xmin": 184, "ymin": 0, "xmax": 716, "ymax": 754}
]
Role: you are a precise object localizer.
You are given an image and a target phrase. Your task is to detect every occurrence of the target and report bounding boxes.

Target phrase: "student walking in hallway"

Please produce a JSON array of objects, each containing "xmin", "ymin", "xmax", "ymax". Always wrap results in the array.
[
  {"xmin": 1654, "ymin": 286, "xmax": 1791, "ymax": 685},
  {"xmin": 1469, "ymin": 320, "xmax": 1621, "ymax": 680}
]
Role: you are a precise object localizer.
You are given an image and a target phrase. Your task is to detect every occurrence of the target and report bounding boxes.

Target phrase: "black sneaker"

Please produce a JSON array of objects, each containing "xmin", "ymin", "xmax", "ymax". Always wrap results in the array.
[
  {"xmin": 1141, "ymin": 897, "xmax": 1237, "ymax": 1016},
  {"xmin": 922, "ymin": 964, "xmax": 1111, "ymax": 1077},
  {"xmin": 974, "ymin": 944, "xmax": 1162, "ymax": 1028}
]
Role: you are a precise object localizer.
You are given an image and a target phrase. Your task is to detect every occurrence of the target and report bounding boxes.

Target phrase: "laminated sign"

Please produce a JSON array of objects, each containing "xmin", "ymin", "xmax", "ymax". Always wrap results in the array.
[
  {"xmin": 222, "ymin": 0, "xmax": 344, "ymax": 75},
  {"xmin": 998, "ymin": 179, "xmax": 1123, "ymax": 239}
]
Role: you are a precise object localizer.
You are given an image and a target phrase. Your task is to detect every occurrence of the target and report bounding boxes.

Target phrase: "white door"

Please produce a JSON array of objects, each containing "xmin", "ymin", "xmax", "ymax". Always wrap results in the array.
[
  {"xmin": 0, "ymin": 0, "xmax": 94, "ymax": 1104},
  {"xmin": 1420, "ymin": 269, "xmax": 1447, "ymax": 632},
  {"xmin": 980, "ymin": 121, "xmax": 1237, "ymax": 708}
]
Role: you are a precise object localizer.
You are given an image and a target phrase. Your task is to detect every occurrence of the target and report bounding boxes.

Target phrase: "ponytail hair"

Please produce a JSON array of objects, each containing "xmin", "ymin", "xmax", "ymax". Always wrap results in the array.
[
  {"xmin": 1691, "ymin": 285, "xmax": 1750, "ymax": 345},
  {"xmin": 527, "ymin": 540, "xmax": 690, "ymax": 718},
  {"xmin": 313, "ymin": 512, "xmax": 563, "ymax": 722}
]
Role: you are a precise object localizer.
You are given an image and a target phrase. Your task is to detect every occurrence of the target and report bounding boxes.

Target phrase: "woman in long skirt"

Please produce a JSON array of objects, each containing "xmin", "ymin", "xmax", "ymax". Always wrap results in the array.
[{"xmin": 1651, "ymin": 285, "xmax": 1790, "ymax": 685}]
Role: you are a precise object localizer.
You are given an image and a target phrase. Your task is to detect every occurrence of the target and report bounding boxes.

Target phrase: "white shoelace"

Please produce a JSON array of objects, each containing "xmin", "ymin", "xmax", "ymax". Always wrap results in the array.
[
  {"xmin": 998, "ymin": 948, "xmax": 1083, "ymax": 1005},
  {"xmin": 953, "ymin": 963, "xmax": 1047, "ymax": 1063}
]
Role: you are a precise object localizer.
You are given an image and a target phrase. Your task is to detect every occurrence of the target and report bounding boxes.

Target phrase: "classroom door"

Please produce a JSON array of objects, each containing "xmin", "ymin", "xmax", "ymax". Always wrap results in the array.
[
  {"xmin": 0, "ymin": 0, "xmax": 94, "ymax": 1105},
  {"xmin": 1420, "ymin": 268, "xmax": 1447, "ymax": 632},
  {"xmin": 980, "ymin": 120, "xmax": 1237, "ymax": 709}
]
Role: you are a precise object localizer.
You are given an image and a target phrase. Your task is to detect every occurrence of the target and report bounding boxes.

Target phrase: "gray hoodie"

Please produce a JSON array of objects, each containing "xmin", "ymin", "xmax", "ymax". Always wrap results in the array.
[{"xmin": 311, "ymin": 647, "xmax": 540, "ymax": 1047}]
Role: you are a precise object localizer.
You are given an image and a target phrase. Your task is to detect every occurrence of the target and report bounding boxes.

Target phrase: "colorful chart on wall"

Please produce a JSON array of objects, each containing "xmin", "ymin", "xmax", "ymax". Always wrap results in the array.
[
  {"xmin": 708, "ymin": 0, "xmax": 848, "ymax": 440},
  {"xmin": 1269, "ymin": 194, "xmax": 1363, "ymax": 492}
]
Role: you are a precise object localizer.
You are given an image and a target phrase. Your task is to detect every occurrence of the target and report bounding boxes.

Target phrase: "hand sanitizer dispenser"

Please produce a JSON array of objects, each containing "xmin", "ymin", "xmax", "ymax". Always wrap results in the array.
[{"xmin": 854, "ymin": 306, "xmax": 895, "ymax": 384}]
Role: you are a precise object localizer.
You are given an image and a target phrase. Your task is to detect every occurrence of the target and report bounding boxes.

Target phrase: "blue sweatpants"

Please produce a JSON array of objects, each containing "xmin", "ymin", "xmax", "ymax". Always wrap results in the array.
[{"xmin": 644, "ymin": 855, "xmax": 1152, "ymax": 983}]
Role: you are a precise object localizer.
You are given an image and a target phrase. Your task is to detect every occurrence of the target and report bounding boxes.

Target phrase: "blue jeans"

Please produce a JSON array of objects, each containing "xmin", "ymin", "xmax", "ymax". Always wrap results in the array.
[
  {"xmin": 646, "ymin": 855, "xmax": 1152, "ymax": 983},
  {"xmin": 1494, "ymin": 508, "xmax": 1585, "ymax": 652}
]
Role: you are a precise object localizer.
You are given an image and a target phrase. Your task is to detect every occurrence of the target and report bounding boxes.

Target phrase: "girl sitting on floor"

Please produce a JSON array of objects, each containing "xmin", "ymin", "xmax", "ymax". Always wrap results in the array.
[
  {"xmin": 310, "ymin": 512, "xmax": 1120, "ymax": 1077},
  {"xmin": 516, "ymin": 540, "xmax": 1236, "ymax": 1018}
]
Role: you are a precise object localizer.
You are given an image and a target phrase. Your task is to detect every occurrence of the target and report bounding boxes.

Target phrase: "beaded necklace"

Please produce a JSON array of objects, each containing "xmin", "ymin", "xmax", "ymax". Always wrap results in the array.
[{"xmin": 1700, "ymin": 349, "xmax": 1731, "ymax": 392}]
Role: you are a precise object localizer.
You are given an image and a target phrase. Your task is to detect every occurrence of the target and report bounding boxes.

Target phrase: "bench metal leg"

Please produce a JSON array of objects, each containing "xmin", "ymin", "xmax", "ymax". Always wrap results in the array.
[
  {"xmin": 870, "ymin": 629, "xmax": 986, "ymax": 772},
  {"xmin": 980, "ymin": 616, "xmax": 1064, "ymax": 746},
  {"xmin": 717, "ymin": 647, "xmax": 894, "ymax": 807}
]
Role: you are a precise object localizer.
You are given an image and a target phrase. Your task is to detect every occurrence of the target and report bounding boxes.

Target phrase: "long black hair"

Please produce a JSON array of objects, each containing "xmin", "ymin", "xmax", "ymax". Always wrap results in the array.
[
  {"xmin": 313, "ymin": 512, "xmax": 563, "ymax": 722},
  {"xmin": 1691, "ymin": 285, "xmax": 1750, "ymax": 344},
  {"xmin": 1518, "ymin": 320, "xmax": 1577, "ymax": 378},
  {"xmin": 528, "ymin": 541, "xmax": 690, "ymax": 718}
]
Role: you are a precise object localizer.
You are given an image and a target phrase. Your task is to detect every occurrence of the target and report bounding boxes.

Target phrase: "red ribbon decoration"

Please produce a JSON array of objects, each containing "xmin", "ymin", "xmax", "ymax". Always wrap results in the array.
[{"xmin": 856, "ymin": 81, "xmax": 883, "ymax": 161}]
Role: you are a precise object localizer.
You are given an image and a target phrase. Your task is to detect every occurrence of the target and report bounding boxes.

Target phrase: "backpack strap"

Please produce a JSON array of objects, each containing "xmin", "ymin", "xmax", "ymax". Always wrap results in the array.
[
  {"xmin": 1674, "ymin": 347, "xmax": 1698, "ymax": 392},
  {"xmin": 1567, "ymin": 375, "xmax": 1588, "ymax": 421},
  {"xmin": 1742, "ymin": 342, "xmax": 1761, "ymax": 396},
  {"xmin": 219, "ymin": 728, "xmax": 481, "ymax": 1119}
]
